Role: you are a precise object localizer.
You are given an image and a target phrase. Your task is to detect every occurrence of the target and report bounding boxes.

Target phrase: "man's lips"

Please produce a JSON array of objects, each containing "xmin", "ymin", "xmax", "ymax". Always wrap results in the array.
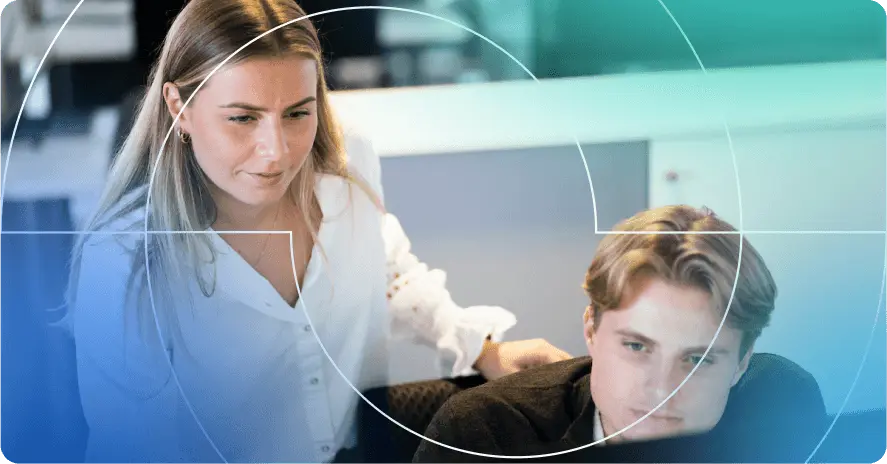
[{"xmin": 631, "ymin": 409, "xmax": 682, "ymax": 422}]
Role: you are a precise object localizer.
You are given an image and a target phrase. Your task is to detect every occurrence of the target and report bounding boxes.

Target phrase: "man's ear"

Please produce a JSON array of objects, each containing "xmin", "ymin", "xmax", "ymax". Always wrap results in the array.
[
  {"xmin": 162, "ymin": 82, "xmax": 192, "ymax": 133},
  {"xmin": 731, "ymin": 344, "xmax": 754, "ymax": 387},
  {"xmin": 583, "ymin": 305, "xmax": 595, "ymax": 353}
]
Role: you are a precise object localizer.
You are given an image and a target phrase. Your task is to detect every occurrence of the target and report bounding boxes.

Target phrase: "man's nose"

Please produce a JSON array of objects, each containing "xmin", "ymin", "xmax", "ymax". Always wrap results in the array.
[{"xmin": 643, "ymin": 363, "xmax": 681, "ymax": 404}]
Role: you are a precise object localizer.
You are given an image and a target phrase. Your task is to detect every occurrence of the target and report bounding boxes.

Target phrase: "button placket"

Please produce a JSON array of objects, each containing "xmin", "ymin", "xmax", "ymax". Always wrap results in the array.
[
  {"xmin": 301, "ymin": 380, "xmax": 336, "ymax": 457},
  {"xmin": 317, "ymin": 442, "xmax": 337, "ymax": 463},
  {"xmin": 294, "ymin": 341, "xmax": 334, "ymax": 447}
]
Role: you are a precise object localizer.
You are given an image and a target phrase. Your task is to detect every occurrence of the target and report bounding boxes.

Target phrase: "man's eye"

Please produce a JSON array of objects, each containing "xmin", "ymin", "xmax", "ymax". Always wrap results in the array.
[
  {"xmin": 623, "ymin": 341, "xmax": 646, "ymax": 352},
  {"xmin": 688, "ymin": 355, "xmax": 713, "ymax": 366}
]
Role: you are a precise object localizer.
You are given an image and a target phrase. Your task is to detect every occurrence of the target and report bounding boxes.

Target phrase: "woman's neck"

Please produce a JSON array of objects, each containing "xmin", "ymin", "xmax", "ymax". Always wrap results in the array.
[{"xmin": 212, "ymin": 192, "xmax": 293, "ymax": 232}]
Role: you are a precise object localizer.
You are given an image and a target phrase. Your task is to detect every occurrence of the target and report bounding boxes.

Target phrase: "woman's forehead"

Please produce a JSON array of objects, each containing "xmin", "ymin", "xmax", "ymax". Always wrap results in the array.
[{"xmin": 199, "ymin": 55, "xmax": 317, "ymax": 102}]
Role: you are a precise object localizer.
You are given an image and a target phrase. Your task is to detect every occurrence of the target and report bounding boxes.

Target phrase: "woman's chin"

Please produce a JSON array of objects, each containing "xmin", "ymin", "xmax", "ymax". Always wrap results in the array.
[{"xmin": 228, "ymin": 186, "xmax": 288, "ymax": 208}]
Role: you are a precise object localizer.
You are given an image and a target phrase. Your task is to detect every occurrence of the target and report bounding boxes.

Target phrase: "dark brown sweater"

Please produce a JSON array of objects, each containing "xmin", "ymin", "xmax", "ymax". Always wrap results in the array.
[{"xmin": 414, "ymin": 354, "xmax": 828, "ymax": 463}]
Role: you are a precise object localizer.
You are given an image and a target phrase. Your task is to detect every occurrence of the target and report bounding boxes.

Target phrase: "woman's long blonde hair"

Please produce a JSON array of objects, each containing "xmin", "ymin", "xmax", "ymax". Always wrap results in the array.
[{"xmin": 59, "ymin": 0, "xmax": 350, "ymax": 339}]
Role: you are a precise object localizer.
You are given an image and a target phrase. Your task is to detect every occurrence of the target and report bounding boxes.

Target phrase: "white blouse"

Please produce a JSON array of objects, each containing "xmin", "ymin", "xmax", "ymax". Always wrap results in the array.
[{"xmin": 72, "ymin": 132, "xmax": 517, "ymax": 463}]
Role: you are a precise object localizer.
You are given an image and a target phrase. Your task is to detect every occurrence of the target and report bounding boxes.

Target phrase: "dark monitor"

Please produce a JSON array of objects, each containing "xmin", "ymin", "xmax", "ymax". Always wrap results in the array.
[{"xmin": 133, "ymin": 0, "xmax": 379, "ymax": 68}]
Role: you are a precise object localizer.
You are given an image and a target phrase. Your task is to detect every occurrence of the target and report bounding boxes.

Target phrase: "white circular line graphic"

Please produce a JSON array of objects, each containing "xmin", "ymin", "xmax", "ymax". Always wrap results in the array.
[
  {"xmin": 139, "ymin": 6, "xmax": 594, "ymax": 461},
  {"xmin": 0, "ymin": 1, "xmax": 882, "ymax": 462},
  {"xmin": 0, "ymin": 0, "xmax": 88, "ymax": 232},
  {"xmin": 139, "ymin": 4, "xmax": 742, "ymax": 461}
]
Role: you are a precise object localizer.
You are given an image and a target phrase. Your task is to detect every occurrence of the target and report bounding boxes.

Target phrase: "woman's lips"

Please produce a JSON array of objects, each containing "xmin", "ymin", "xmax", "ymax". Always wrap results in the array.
[{"xmin": 247, "ymin": 171, "xmax": 284, "ymax": 186}]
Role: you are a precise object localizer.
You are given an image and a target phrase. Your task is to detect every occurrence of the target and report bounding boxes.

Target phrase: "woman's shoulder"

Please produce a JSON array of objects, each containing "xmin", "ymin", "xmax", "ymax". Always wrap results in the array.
[
  {"xmin": 341, "ymin": 128, "xmax": 377, "ymax": 162},
  {"xmin": 341, "ymin": 128, "xmax": 382, "ymax": 189}
]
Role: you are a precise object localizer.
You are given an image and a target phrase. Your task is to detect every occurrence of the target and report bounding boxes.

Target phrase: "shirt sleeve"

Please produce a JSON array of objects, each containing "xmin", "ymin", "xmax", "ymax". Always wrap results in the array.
[
  {"xmin": 72, "ymin": 233, "xmax": 188, "ymax": 462},
  {"xmin": 343, "ymin": 131, "xmax": 517, "ymax": 378}
]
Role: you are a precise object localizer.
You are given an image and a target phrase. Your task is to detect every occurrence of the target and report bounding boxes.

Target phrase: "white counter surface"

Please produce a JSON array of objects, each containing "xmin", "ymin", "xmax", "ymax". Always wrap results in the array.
[{"xmin": 2, "ymin": 60, "xmax": 883, "ymax": 205}]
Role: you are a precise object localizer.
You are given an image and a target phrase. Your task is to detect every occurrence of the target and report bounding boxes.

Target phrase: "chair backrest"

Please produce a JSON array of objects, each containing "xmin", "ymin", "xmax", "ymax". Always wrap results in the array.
[
  {"xmin": 3, "ymin": 199, "xmax": 89, "ymax": 463},
  {"xmin": 811, "ymin": 408, "xmax": 886, "ymax": 463},
  {"xmin": 357, "ymin": 375, "xmax": 487, "ymax": 462}
]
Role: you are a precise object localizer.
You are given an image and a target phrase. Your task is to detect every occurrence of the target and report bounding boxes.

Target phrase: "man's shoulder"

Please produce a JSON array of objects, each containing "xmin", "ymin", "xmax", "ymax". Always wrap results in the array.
[
  {"xmin": 417, "ymin": 357, "xmax": 592, "ymax": 455},
  {"xmin": 484, "ymin": 356, "xmax": 593, "ymax": 390},
  {"xmin": 734, "ymin": 352, "xmax": 825, "ymax": 409},
  {"xmin": 445, "ymin": 357, "xmax": 591, "ymax": 408},
  {"xmin": 718, "ymin": 352, "xmax": 828, "ymax": 453}
]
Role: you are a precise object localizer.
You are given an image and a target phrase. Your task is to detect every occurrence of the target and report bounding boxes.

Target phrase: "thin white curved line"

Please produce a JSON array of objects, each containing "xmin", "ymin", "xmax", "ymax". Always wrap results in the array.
[
  {"xmin": 0, "ymin": 0, "xmax": 87, "ymax": 254},
  {"xmin": 804, "ymin": 259, "xmax": 885, "ymax": 463},
  {"xmin": 661, "ymin": 3, "xmax": 886, "ymax": 461},
  {"xmin": 2, "ymin": 1, "xmax": 875, "ymax": 462},
  {"xmin": 0, "ymin": 1, "xmax": 879, "ymax": 462},
  {"xmin": 142, "ymin": 2, "xmax": 756, "ymax": 460},
  {"xmin": 139, "ymin": 6, "xmax": 601, "ymax": 461},
  {"xmin": 584, "ymin": 1, "xmax": 749, "ymax": 458}
]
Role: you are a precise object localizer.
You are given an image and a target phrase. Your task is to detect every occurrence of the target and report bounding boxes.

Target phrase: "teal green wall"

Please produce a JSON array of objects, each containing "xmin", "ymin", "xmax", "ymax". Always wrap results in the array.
[{"xmin": 531, "ymin": 0, "xmax": 886, "ymax": 76}]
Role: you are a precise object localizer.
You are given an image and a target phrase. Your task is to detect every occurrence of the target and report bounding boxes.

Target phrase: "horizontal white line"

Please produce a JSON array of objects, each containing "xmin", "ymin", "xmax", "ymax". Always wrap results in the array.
[
  {"xmin": 595, "ymin": 230, "xmax": 887, "ymax": 235},
  {"xmin": 2, "ymin": 230, "xmax": 885, "ymax": 236},
  {"xmin": 0, "ymin": 230, "xmax": 293, "ymax": 235}
]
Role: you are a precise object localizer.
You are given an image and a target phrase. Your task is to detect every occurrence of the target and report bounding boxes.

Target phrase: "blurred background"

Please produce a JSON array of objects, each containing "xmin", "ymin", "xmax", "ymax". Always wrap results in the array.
[{"xmin": 1, "ymin": 0, "xmax": 886, "ymax": 462}]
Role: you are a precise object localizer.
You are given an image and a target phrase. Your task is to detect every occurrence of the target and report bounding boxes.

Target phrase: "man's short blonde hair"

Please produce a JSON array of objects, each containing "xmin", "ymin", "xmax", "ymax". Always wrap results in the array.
[{"xmin": 583, "ymin": 205, "xmax": 778, "ymax": 356}]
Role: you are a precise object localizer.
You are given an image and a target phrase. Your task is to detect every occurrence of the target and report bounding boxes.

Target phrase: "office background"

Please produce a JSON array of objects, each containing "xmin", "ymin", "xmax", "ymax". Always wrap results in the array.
[{"xmin": 1, "ymin": 0, "xmax": 885, "ymax": 461}]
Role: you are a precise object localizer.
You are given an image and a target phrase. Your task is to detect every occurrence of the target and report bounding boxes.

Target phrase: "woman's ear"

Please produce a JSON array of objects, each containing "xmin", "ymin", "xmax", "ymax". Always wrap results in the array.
[{"xmin": 162, "ymin": 82, "xmax": 192, "ymax": 132}]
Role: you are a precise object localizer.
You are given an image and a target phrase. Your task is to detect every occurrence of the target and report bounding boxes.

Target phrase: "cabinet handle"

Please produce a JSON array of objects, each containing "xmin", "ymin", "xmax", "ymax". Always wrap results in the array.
[{"xmin": 665, "ymin": 170, "xmax": 679, "ymax": 182}]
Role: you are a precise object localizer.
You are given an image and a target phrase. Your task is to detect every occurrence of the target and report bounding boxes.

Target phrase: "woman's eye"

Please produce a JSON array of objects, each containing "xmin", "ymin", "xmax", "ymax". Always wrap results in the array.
[
  {"xmin": 288, "ymin": 110, "xmax": 310, "ymax": 119},
  {"xmin": 228, "ymin": 115, "xmax": 255, "ymax": 124}
]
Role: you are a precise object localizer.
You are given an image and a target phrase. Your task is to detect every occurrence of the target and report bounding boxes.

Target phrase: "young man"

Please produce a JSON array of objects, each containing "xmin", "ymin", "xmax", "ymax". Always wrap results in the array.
[{"xmin": 413, "ymin": 206, "xmax": 828, "ymax": 463}]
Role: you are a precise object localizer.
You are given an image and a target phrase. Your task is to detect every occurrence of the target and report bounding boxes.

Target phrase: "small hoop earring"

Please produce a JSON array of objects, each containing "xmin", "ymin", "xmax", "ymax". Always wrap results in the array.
[{"xmin": 177, "ymin": 127, "xmax": 191, "ymax": 144}]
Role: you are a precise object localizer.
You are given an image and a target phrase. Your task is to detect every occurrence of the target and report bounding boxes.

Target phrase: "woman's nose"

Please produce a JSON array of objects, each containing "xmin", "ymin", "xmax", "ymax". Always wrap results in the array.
[{"xmin": 256, "ymin": 120, "xmax": 288, "ymax": 160}]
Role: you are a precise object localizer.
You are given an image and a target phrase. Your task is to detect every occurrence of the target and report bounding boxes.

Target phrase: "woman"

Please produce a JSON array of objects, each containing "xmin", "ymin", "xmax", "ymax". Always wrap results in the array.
[{"xmin": 64, "ymin": 0, "xmax": 571, "ymax": 462}]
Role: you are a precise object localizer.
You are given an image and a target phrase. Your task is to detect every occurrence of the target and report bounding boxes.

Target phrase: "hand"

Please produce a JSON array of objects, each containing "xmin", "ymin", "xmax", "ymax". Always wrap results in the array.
[{"xmin": 473, "ymin": 338, "xmax": 572, "ymax": 381}]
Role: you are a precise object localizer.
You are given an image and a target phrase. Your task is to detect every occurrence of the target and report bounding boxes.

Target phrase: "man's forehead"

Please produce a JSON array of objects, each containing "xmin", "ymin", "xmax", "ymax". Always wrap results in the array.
[
  {"xmin": 609, "ymin": 320, "xmax": 740, "ymax": 354},
  {"xmin": 602, "ymin": 281, "xmax": 742, "ymax": 351}
]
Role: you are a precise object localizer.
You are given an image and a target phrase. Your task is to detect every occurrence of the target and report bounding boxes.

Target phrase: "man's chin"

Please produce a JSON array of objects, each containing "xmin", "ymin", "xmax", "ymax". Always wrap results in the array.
[{"xmin": 613, "ymin": 425, "xmax": 695, "ymax": 444}]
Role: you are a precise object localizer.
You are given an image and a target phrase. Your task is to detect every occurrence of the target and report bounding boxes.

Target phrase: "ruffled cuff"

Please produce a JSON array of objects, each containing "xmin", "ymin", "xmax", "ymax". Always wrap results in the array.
[
  {"xmin": 433, "ymin": 302, "xmax": 517, "ymax": 377},
  {"xmin": 382, "ymin": 213, "xmax": 517, "ymax": 377}
]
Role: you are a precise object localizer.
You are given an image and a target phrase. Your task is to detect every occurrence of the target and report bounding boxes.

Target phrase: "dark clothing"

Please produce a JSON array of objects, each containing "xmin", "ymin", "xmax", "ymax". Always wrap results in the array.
[{"xmin": 414, "ymin": 354, "xmax": 829, "ymax": 463}]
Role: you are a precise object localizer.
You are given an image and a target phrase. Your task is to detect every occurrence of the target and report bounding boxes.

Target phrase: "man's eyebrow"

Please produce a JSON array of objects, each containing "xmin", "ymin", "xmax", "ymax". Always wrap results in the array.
[
  {"xmin": 681, "ymin": 346, "xmax": 731, "ymax": 357},
  {"xmin": 614, "ymin": 329, "xmax": 658, "ymax": 348},
  {"xmin": 218, "ymin": 96, "xmax": 316, "ymax": 111},
  {"xmin": 616, "ymin": 329, "xmax": 732, "ymax": 357}
]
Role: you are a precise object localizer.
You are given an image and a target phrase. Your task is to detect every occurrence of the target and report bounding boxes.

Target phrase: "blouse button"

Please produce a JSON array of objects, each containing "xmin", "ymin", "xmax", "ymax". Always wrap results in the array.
[
  {"xmin": 310, "ymin": 377, "xmax": 320, "ymax": 385},
  {"xmin": 303, "ymin": 324, "xmax": 311, "ymax": 332},
  {"xmin": 321, "ymin": 445, "xmax": 330, "ymax": 453}
]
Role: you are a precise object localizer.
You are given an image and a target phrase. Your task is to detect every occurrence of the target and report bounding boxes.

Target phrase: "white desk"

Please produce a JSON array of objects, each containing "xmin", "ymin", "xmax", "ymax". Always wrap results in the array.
[
  {"xmin": 1, "ymin": 107, "xmax": 118, "ymax": 227},
  {"xmin": 1, "ymin": 60, "xmax": 883, "ymax": 225},
  {"xmin": 3, "ymin": 0, "xmax": 135, "ymax": 63}
]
